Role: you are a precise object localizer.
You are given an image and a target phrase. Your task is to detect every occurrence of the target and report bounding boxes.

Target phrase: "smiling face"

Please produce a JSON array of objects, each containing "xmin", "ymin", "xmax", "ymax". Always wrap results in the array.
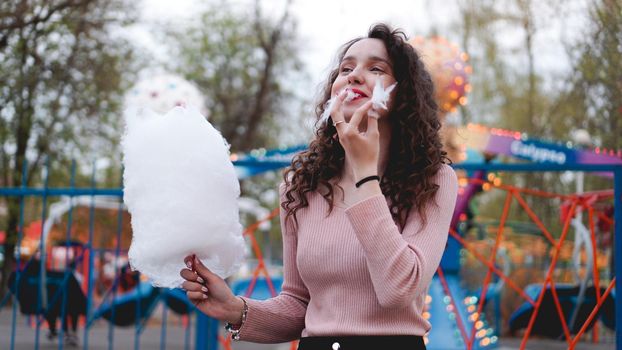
[{"xmin": 330, "ymin": 38, "xmax": 397, "ymax": 120}]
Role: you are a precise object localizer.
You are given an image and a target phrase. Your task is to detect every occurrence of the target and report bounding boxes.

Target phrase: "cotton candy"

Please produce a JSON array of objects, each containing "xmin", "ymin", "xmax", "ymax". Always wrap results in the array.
[
  {"xmin": 317, "ymin": 89, "xmax": 360, "ymax": 126},
  {"xmin": 122, "ymin": 106, "xmax": 246, "ymax": 288},
  {"xmin": 317, "ymin": 80, "xmax": 397, "ymax": 126},
  {"xmin": 369, "ymin": 78, "xmax": 397, "ymax": 119},
  {"xmin": 318, "ymin": 94, "xmax": 340, "ymax": 127}
]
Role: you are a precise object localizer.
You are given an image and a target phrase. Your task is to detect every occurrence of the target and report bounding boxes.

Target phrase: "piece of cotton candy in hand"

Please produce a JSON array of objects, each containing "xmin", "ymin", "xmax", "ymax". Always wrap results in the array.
[
  {"xmin": 345, "ymin": 89, "xmax": 358, "ymax": 102},
  {"xmin": 317, "ymin": 90, "xmax": 357, "ymax": 127},
  {"xmin": 369, "ymin": 78, "xmax": 397, "ymax": 119},
  {"xmin": 318, "ymin": 96, "xmax": 338, "ymax": 127},
  {"xmin": 122, "ymin": 106, "xmax": 246, "ymax": 288}
]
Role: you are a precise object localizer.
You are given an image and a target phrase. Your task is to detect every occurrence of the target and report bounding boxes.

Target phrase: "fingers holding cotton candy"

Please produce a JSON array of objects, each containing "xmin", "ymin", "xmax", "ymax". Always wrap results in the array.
[
  {"xmin": 317, "ymin": 89, "xmax": 355, "ymax": 127},
  {"xmin": 122, "ymin": 106, "xmax": 246, "ymax": 288}
]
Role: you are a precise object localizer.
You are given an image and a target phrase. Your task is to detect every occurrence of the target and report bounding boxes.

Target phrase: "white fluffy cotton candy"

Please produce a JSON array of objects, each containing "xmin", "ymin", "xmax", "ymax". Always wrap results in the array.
[
  {"xmin": 122, "ymin": 106, "xmax": 246, "ymax": 288},
  {"xmin": 317, "ymin": 90, "xmax": 359, "ymax": 127},
  {"xmin": 370, "ymin": 78, "xmax": 397, "ymax": 115}
]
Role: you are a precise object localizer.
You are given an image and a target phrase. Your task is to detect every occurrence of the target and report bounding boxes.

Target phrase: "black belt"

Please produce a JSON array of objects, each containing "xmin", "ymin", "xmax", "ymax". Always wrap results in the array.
[{"xmin": 298, "ymin": 335, "xmax": 426, "ymax": 350}]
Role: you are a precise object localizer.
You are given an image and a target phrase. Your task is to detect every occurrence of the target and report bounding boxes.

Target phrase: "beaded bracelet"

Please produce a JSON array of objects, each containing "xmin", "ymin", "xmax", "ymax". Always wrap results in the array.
[{"xmin": 224, "ymin": 297, "xmax": 248, "ymax": 341}]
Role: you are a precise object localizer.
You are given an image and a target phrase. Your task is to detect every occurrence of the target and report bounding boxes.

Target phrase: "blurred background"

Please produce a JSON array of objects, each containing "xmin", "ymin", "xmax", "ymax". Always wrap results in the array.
[{"xmin": 0, "ymin": 0, "xmax": 620, "ymax": 349}]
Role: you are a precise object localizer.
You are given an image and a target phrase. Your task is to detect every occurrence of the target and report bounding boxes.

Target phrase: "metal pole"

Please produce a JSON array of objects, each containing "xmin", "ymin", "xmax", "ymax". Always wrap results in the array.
[
  {"xmin": 194, "ymin": 312, "xmax": 219, "ymax": 350},
  {"xmin": 108, "ymin": 169, "xmax": 124, "ymax": 350},
  {"xmin": 83, "ymin": 162, "xmax": 97, "ymax": 349},
  {"xmin": 160, "ymin": 294, "xmax": 168, "ymax": 350},
  {"xmin": 614, "ymin": 165, "xmax": 621, "ymax": 350},
  {"xmin": 59, "ymin": 161, "xmax": 77, "ymax": 350},
  {"xmin": 10, "ymin": 160, "xmax": 29, "ymax": 350},
  {"xmin": 35, "ymin": 158, "xmax": 50, "ymax": 350}
]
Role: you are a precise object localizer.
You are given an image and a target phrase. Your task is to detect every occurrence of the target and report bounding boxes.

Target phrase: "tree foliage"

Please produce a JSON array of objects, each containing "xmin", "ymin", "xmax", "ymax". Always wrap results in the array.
[
  {"xmin": 0, "ymin": 0, "xmax": 138, "ymax": 298},
  {"xmin": 563, "ymin": 0, "xmax": 622, "ymax": 150},
  {"xmin": 449, "ymin": 0, "xmax": 621, "ymax": 233},
  {"xmin": 165, "ymin": 0, "xmax": 304, "ymax": 152}
]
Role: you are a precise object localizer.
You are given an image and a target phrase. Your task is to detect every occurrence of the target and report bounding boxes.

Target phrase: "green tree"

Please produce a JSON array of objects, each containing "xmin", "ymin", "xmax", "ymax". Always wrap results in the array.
[
  {"xmin": 166, "ymin": 0, "xmax": 305, "ymax": 152},
  {"xmin": 0, "ymin": 0, "xmax": 138, "ymax": 298},
  {"xmin": 450, "ymin": 0, "xmax": 557, "ymax": 134},
  {"xmin": 562, "ymin": 0, "xmax": 622, "ymax": 150},
  {"xmin": 446, "ymin": 0, "xmax": 602, "ymax": 243}
]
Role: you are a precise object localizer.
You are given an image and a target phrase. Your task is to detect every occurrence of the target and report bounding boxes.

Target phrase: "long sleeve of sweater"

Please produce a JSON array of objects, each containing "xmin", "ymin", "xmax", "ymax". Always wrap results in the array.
[
  {"xmin": 235, "ymin": 165, "xmax": 458, "ymax": 342},
  {"xmin": 237, "ymin": 189, "xmax": 309, "ymax": 343},
  {"xmin": 345, "ymin": 164, "xmax": 458, "ymax": 308}
]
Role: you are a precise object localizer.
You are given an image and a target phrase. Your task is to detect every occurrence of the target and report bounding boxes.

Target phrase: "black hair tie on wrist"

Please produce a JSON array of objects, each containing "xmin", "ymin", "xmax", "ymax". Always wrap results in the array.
[{"xmin": 355, "ymin": 175, "xmax": 380, "ymax": 188}]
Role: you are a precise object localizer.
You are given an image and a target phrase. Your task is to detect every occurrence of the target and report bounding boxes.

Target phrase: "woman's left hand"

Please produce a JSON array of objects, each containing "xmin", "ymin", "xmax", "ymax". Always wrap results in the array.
[{"xmin": 331, "ymin": 93, "xmax": 380, "ymax": 181}]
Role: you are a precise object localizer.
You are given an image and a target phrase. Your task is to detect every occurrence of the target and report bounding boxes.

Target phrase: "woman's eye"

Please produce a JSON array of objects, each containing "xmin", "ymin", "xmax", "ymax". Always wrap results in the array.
[
  {"xmin": 371, "ymin": 67, "xmax": 385, "ymax": 73},
  {"xmin": 340, "ymin": 67, "xmax": 353, "ymax": 73}
]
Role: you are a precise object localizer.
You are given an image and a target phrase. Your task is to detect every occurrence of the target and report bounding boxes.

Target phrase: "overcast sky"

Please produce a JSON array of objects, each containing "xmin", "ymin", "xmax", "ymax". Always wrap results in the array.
[
  {"xmin": 133, "ymin": 0, "xmax": 585, "ymax": 85},
  {"xmin": 133, "ymin": 0, "xmax": 447, "ymax": 87},
  {"xmin": 128, "ymin": 0, "xmax": 590, "ymax": 127}
]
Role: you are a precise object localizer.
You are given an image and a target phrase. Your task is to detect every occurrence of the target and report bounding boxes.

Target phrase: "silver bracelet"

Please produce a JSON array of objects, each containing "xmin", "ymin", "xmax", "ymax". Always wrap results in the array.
[{"xmin": 224, "ymin": 297, "xmax": 248, "ymax": 341}]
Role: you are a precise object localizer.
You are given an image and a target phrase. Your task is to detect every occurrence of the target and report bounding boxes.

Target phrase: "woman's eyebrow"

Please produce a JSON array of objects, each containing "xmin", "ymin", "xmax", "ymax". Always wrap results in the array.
[
  {"xmin": 367, "ymin": 56, "xmax": 391, "ymax": 65},
  {"xmin": 341, "ymin": 55, "xmax": 391, "ymax": 66}
]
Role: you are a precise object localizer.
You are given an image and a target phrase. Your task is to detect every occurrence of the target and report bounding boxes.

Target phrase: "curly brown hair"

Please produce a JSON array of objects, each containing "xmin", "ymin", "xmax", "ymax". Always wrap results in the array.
[{"xmin": 282, "ymin": 23, "xmax": 448, "ymax": 230}]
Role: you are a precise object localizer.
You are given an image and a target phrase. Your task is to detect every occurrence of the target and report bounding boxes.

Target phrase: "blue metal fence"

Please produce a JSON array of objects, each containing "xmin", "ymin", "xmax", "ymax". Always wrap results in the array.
[
  {"xmin": 0, "ymin": 160, "xmax": 218, "ymax": 350},
  {"xmin": 1, "ymin": 161, "xmax": 620, "ymax": 349}
]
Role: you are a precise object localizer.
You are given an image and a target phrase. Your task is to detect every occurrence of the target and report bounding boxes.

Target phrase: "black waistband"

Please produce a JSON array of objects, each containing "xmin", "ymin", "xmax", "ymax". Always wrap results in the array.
[{"xmin": 298, "ymin": 335, "xmax": 426, "ymax": 350}]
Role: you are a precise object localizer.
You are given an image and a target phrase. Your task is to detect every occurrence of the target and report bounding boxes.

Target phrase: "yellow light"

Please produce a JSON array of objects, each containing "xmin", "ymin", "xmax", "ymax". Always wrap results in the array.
[
  {"xmin": 482, "ymin": 183, "xmax": 491, "ymax": 191},
  {"xmin": 465, "ymin": 65, "xmax": 473, "ymax": 74},
  {"xmin": 480, "ymin": 338, "xmax": 491, "ymax": 346},
  {"xmin": 454, "ymin": 76, "xmax": 464, "ymax": 86},
  {"xmin": 460, "ymin": 52, "xmax": 469, "ymax": 61},
  {"xmin": 423, "ymin": 312, "xmax": 431, "ymax": 319},
  {"xmin": 487, "ymin": 173, "xmax": 495, "ymax": 181},
  {"xmin": 230, "ymin": 153, "xmax": 239, "ymax": 161},
  {"xmin": 475, "ymin": 321, "xmax": 484, "ymax": 329},
  {"xmin": 459, "ymin": 96, "xmax": 467, "ymax": 105},
  {"xmin": 450, "ymin": 90, "xmax": 459, "ymax": 99},
  {"xmin": 465, "ymin": 84, "xmax": 472, "ymax": 92},
  {"xmin": 467, "ymin": 305, "xmax": 476, "ymax": 312},
  {"xmin": 476, "ymin": 329, "xmax": 487, "ymax": 338},
  {"xmin": 425, "ymin": 295, "xmax": 432, "ymax": 304},
  {"xmin": 493, "ymin": 178, "xmax": 502, "ymax": 186}
]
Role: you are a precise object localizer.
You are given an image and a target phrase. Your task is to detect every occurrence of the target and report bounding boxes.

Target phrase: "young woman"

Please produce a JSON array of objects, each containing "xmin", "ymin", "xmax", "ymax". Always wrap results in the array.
[{"xmin": 180, "ymin": 23, "xmax": 458, "ymax": 350}]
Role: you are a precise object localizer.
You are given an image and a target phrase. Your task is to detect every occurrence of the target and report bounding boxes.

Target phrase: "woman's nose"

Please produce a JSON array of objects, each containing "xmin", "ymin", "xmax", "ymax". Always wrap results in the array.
[{"xmin": 347, "ymin": 66, "xmax": 364, "ymax": 85}]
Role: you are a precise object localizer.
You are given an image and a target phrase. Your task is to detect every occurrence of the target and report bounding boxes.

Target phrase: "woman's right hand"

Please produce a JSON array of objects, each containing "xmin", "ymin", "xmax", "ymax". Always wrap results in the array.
[{"xmin": 180, "ymin": 255, "xmax": 245, "ymax": 324}]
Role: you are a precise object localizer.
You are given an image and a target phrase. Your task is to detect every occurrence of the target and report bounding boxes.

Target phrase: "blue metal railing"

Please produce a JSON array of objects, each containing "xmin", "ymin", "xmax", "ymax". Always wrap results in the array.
[
  {"xmin": 1, "ymin": 161, "xmax": 620, "ymax": 349},
  {"xmin": 1, "ymin": 160, "xmax": 203, "ymax": 350}
]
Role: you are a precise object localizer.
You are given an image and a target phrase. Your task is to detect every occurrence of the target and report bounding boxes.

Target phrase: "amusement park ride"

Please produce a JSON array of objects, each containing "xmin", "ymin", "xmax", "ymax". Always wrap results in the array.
[{"xmin": 2, "ymin": 36, "xmax": 620, "ymax": 350}]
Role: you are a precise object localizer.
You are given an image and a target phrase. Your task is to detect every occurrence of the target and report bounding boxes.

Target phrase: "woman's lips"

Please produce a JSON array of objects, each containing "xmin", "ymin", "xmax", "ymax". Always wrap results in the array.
[
  {"xmin": 343, "ymin": 88, "xmax": 368, "ymax": 102},
  {"xmin": 351, "ymin": 88, "xmax": 368, "ymax": 97}
]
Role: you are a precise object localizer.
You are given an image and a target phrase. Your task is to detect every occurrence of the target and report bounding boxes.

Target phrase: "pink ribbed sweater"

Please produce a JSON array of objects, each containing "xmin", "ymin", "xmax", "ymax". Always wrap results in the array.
[{"xmin": 239, "ymin": 164, "xmax": 458, "ymax": 343}]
